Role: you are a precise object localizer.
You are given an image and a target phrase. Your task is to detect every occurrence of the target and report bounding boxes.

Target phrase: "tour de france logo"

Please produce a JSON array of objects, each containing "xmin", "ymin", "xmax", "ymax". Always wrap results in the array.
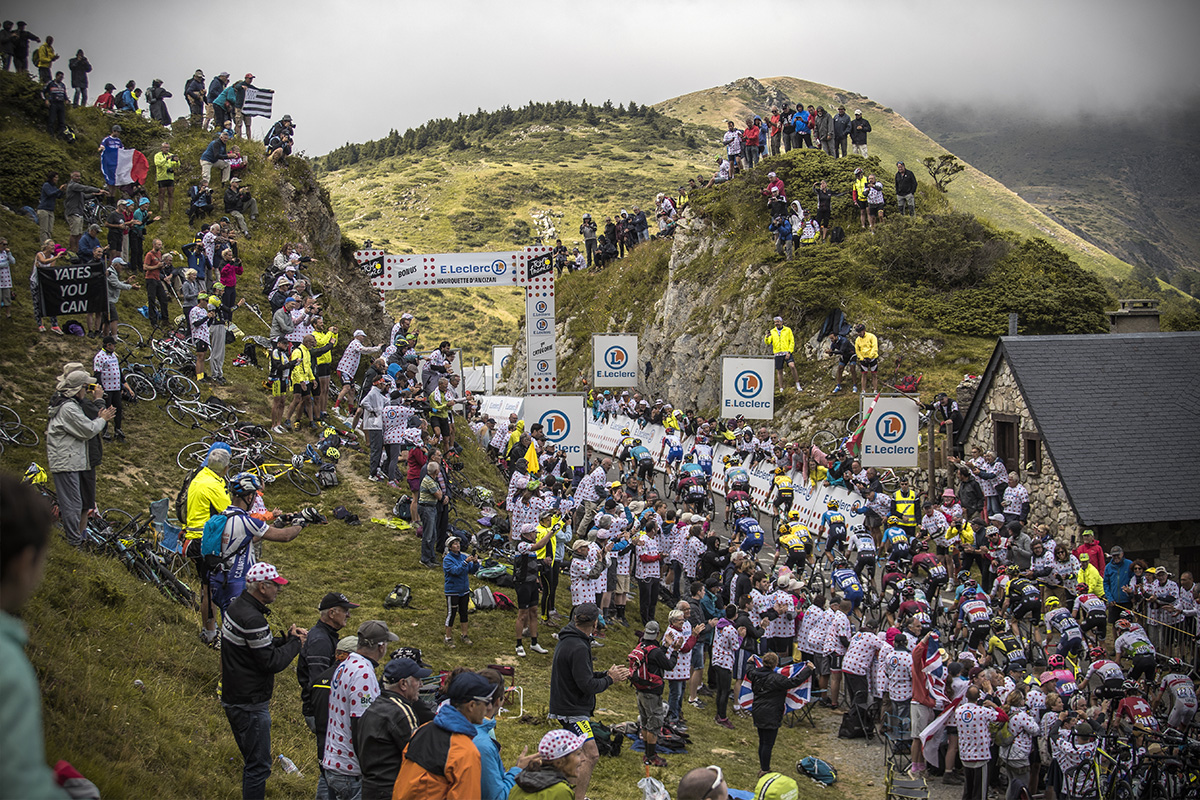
[
  {"xmin": 735, "ymin": 370, "xmax": 763, "ymax": 399},
  {"xmin": 491, "ymin": 259, "xmax": 507, "ymax": 276},
  {"xmin": 539, "ymin": 410, "xmax": 570, "ymax": 442},
  {"xmin": 876, "ymin": 412, "xmax": 906, "ymax": 444},
  {"xmin": 604, "ymin": 346, "xmax": 628, "ymax": 370}
]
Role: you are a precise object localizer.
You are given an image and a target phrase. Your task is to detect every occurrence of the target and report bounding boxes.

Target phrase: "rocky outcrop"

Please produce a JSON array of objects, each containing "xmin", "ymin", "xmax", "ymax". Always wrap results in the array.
[{"xmin": 278, "ymin": 170, "xmax": 389, "ymax": 342}]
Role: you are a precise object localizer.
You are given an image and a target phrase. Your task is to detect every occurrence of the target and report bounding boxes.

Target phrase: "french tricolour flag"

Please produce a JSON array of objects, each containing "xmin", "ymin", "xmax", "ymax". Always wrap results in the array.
[{"xmin": 101, "ymin": 147, "xmax": 149, "ymax": 187}]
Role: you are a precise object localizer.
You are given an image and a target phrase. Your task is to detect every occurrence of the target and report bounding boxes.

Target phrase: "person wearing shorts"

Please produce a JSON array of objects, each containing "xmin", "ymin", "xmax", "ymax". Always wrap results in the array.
[
  {"xmin": 854, "ymin": 322, "xmax": 879, "ymax": 395},
  {"xmin": 514, "ymin": 523, "xmax": 553, "ymax": 657}
]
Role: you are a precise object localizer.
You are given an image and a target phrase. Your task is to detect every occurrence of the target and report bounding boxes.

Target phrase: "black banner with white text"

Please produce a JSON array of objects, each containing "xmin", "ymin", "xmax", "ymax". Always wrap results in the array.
[{"xmin": 40, "ymin": 260, "xmax": 106, "ymax": 315}]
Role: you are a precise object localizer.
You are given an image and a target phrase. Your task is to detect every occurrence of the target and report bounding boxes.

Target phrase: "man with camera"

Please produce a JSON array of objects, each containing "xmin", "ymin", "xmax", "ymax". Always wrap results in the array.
[{"xmin": 224, "ymin": 178, "xmax": 257, "ymax": 238}]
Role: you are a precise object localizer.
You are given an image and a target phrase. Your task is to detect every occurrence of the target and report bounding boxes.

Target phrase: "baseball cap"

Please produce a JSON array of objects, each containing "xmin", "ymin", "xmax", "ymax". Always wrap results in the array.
[
  {"xmin": 353, "ymin": 329, "xmax": 366, "ymax": 338},
  {"xmin": 538, "ymin": 729, "xmax": 586, "ymax": 761},
  {"xmin": 244, "ymin": 73, "xmax": 255, "ymax": 80},
  {"xmin": 111, "ymin": 257, "xmax": 127, "ymax": 266},
  {"xmin": 767, "ymin": 172, "xmax": 776, "ymax": 178},
  {"xmin": 336, "ymin": 635, "xmax": 357, "ymax": 653},
  {"xmin": 383, "ymin": 657, "xmax": 433, "ymax": 683},
  {"xmin": 643, "ymin": 620, "xmax": 661, "ymax": 640},
  {"xmin": 519, "ymin": 522, "xmax": 538, "ymax": 536},
  {"xmin": 246, "ymin": 562, "xmax": 288, "ymax": 584},
  {"xmin": 574, "ymin": 602, "xmax": 601, "ymax": 623},
  {"xmin": 446, "ymin": 671, "xmax": 495, "ymax": 705},
  {"xmin": 357, "ymin": 620, "xmax": 399, "ymax": 646},
  {"xmin": 318, "ymin": 592, "xmax": 360, "ymax": 611},
  {"xmin": 218, "ymin": 71, "xmax": 230, "ymax": 78},
  {"xmin": 400, "ymin": 312, "xmax": 414, "ymax": 320},
  {"xmin": 571, "ymin": 540, "xmax": 590, "ymax": 553}
]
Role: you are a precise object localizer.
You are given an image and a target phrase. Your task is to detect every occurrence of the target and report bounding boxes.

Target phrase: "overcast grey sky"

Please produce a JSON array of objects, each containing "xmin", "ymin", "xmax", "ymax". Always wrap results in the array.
[{"xmin": 23, "ymin": 0, "xmax": 1200, "ymax": 155}]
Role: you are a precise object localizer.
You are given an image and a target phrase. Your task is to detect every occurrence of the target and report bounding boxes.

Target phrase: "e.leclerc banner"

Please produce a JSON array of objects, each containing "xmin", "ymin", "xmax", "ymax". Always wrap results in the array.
[
  {"xmin": 492, "ymin": 346, "xmax": 513, "ymax": 373},
  {"xmin": 859, "ymin": 395, "xmax": 920, "ymax": 467},
  {"xmin": 523, "ymin": 394, "xmax": 586, "ymax": 467},
  {"xmin": 39, "ymin": 260, "xmax": 106, "ymax": 315},
  {"xmin": 721, "ymin": 356, "xmax": 775, "ymax": 420},
  {"xmin": 591, "ymin": 334, "xmax": 638, "ymax": 387}
]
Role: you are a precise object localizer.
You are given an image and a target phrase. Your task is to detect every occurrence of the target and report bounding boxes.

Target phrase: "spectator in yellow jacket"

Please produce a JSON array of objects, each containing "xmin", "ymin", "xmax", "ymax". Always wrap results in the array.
[
  {"xmin": 1077, "ymin": 554, "xmax": 1104, "ymax": 598},
  {"xmin": 764, "ymin": 316, "xmax": 802, "ymax": 393},
  {"xmin": 33, "ymin": 36, "xmax": 58, "ymax": 83},
  {"xmin": 854, "ymin": 323, "xmax": 879, "ymax": 395}
]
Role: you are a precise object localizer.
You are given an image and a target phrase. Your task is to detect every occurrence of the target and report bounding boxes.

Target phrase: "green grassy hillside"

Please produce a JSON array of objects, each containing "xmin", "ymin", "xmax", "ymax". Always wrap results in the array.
[
  {"xmin": 660, "ymin": 76, "xmax": 1137, "ymax": 280},
  {"xmin": 0, "ymin": 73, "xmax": 869, "ymax": 799}
]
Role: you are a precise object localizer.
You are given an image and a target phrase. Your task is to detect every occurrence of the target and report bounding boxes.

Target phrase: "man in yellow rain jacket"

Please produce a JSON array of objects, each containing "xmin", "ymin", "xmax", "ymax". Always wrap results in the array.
[{"xmin": 765, "ymin": 315, "xmax": 802, "ymax": 393}]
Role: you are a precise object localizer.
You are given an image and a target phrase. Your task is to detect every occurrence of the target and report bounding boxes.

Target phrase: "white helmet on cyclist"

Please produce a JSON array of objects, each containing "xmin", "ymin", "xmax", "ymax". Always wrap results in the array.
[{"xmin": 230, "ymin": 472, "xmax": 262, "ymax": 498}]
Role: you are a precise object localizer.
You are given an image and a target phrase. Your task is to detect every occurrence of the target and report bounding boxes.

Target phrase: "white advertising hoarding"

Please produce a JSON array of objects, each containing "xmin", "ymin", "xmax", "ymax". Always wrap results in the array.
[
  {"xmin": 492, "ymin": 346, "xmax": 513, "ymax": 374},
  {"xmin": 526, "ymin": 289, "xmax": 556, "ymax": 393},
  {"xmin": 859, "ymin": 395, "xmax": 921, "ymax": 468},
  {"xmin": 591, "ymin": 334, "xmax": 639, "ymax": 387},
  {"xmin": 524, "ymin": 394, "xmax": 587, "ymax": 466},
  {"xmin": 720, "ymin": 357, "xmax": 776, "ymax": 420}
]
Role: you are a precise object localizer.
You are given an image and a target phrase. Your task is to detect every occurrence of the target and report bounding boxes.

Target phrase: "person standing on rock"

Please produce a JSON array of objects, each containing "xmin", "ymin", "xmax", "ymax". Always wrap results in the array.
[
  {"xmin": 833, "ymin": 106, "xmax": 852, "ymax": 158},
  {"xmin": 895, "ymin": 161, "xmax": 918, "ymax": 216},
  {"xmin": 764, "ymin": 316, "xmax": 802, "ymax": 393},
  {"xmin": 579, "ymin": 213, "xmax": 597, "ymax": 268},
  {"xmin": 850, "ymin": 109, "xmax": 872, "ymax": 157}
]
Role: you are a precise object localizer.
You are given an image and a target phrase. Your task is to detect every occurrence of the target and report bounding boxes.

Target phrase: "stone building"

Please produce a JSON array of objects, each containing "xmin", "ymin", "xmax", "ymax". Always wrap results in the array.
[{"xmin": 955, "ymin": 333, "xmax": 1200, "ymax": 574}]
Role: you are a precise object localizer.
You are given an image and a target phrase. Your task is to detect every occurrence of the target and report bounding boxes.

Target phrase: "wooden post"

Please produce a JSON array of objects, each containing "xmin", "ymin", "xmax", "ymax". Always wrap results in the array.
[
  {"xmin": 945, "ymin": 419, "xmax": 956, "ymax": 490},
  {"xmin": 927, "ymin": 407, "xmax": 937, "ymax": 497}
]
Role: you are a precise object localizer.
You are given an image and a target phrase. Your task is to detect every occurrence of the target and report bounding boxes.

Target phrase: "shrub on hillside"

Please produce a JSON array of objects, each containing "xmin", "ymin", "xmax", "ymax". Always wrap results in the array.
[
  {"xmin": 857, "ymin": 213, "xmax": 1011, "ymax": 288},
  {"xmin": 767, "ymin": 245, "xmax": 860, "ymax": 321},
  {"xmin": 0, "ymin": 130, "xmax": 73, "ymax": 206},
  {"xmin": 897, "ymin": 239, "xmax": 1111, "ymax": 336}
]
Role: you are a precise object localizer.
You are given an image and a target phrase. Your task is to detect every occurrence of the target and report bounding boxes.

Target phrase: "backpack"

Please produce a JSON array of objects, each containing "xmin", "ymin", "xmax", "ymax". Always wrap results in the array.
[
  {"xmin": 316, "ymin": 465, "xmax": 338, "ymax": 488},
  {"xmin": 797, "ymin": 757, "xmax": 838, "ymax": 786},
  {"xmin": 471, "ymin": 586, "xmax": 496, "ymax": 610},
  {"xmin": 175, "ymin": 467, "xmax": 202, "ymax": 530},
  {"xmin": 477, "ymin": 563, "xmax": 510, "ymax": 581},
  {"xmin": 828, "ymin": 226, "xmax": 845, "ymax": 244},
  {"xmin": 199, "ymin": 511, "xmax": 251, "ymax": 573},
  {"xmin": 990, "ymin": 718, "xmax": 1016, "ymax": 749},
  {"xmin": 392, "ymin": 497, "xmax": 412, "ymax": 520},
  {"xmin": 628, "ymin": 642, "xmax": 664, "ymax": 691},
  {"xmin": 492, "ymin": 591, "xmax": 515, "ymax": 611},
  {"xmin": 755, "ymin": 772, "xmax": 800, "ymax": 800},
  {"xmin": 895, "ymin": 374, "xmax": 923, "ymax": 393},
  {"xmin": 383, "ymin": 583, "xmax": 412, "ymax": 609}
]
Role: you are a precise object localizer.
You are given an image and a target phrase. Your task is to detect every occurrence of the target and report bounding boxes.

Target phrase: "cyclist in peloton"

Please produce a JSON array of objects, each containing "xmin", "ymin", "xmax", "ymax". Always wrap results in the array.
[
  {"xmin": 985, "ymin": 617, "xmax": 1028, "ymax": 672},
  {"xmin": 615, "ymin": 428, "xmax": 636, "ymax": 471},
  {"xmin": 1081, "ymin": 645, "xmax": 1126, "ymax": 699},
  {"xmin": 847, "ymin": 525, "xmax": 877, "ymax": 584},
  {"xmin": 888, "ymin": 581, "xmax": 929, "ymax": 628},
  {"xmin": 819, "ymin": 498, "xmax": 849, "ymax": 564},
  {"xmin": 882, "ymin": 515, "xmax": 913, "ymax": 567},
  {"xmin": 830, "ymin": 557, "xmax": 865, "ymax": 611},
  {"xmin": 1002, "ymin": 565, "xmax": 1044, "ymax": 644},
  {"xmin": 726, "ymin": 489, "xmax": 755, "ymax": 531},
  {"xmin": 773, "ymin": 512, "xmax": 814, "ymax": 573},
  {"xmin": 734, "ymin": 514, "xmax": 766, "ymax": 560},
  {"xmin": 768, "ymin": 467, "xmax": 794, "ymax": 519},
  {"xmin": 909, "ymin": 540, "xmax": 948, "ymax": 602},
  {"xmin": 1071, "ymin": 581, "xmax": 1108, "ymax": 645},
  {"xmin": 880, "ymin": 561, "xmax": 906, "ymax": 597},
  {"xmin": 659, "ymin": 427, "xmax": 684, "ymax": 490},
  {"xmin": 1154, "ymin": 659, "xmax": 1198, "ymax": 731},
  {"xmin": 955, "ymin": 582, "xmax": 993, "ymax": 648},
  {"xmin": 1114, "ymin": 617, "xmax": 1157, "ymax": 683},
  {"xmin": 1117, "ymin": 679, "xmax": 1159, "ymax": 736},
  {"xmin": 722, "ymin": 454, "xmax": 750, "ymax": 493},
  {"xmin": 1043, "ymin": 595, "xmax": 1086, "ymax": 661},
  {"xmin": 629, "ymin": 438, "xmax": 655, "ymax": 492},
  {"xmin": 689, "ymin": 435, "xmax": 714, "ymax": 479}
]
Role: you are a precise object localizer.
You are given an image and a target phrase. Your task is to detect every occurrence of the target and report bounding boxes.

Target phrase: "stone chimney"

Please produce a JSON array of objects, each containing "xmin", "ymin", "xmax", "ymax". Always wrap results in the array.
[{"xmin": 1107, "ymin": 299, "xmax": 1160, "ymax": 333}]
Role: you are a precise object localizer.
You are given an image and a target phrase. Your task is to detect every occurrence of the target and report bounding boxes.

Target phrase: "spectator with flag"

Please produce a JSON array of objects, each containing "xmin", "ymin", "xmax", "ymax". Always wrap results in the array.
[
  {"xmin": 98, "ymin": 125, "xmax": 148, "ymax": 192},
  {"xmin": 911, "ymin": 631, "xmax": 950, "ymax": 777},
  {"xmin": 747, "ymin": 651, "xmax": 814, "ymax": 774}
]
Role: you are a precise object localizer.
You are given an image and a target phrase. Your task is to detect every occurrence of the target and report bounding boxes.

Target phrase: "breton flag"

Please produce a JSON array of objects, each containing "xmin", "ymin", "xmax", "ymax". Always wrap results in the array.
[
  {"xmin": 100, "ymin": 147, "xmax": 149, "ymax": 187},
  {"xmin": 735, "ymin": 657, "xmax": 813, "ymax": 712},
  {"xmin": 242, "ymin": 87, "xmax": 274, "ymax": 118}
]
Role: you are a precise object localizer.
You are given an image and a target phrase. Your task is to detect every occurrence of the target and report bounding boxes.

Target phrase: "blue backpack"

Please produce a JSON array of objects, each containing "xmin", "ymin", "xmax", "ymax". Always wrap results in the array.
[{"xmin": 797, "ymin": 757, "xmax": 837, "ymax": 786}]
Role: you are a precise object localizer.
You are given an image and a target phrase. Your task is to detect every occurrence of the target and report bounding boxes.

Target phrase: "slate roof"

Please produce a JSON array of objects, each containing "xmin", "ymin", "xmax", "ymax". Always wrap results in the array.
[{"xmin": 958, "ymin": 333, "xmax": 1200, "ymax": 526}]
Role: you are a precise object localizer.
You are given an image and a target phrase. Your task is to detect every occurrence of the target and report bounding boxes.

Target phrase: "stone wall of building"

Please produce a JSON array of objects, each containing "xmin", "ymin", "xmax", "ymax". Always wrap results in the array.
[{"xmin": 963, "ymin": 360, "xmax": 1080, "ymax": 540}]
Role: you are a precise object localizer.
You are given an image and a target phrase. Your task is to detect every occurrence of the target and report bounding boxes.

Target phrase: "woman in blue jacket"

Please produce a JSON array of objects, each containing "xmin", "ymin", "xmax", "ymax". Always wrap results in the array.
[{"xmin": 443, "ymin": 536, "xmax": 479, "ymax": 647}]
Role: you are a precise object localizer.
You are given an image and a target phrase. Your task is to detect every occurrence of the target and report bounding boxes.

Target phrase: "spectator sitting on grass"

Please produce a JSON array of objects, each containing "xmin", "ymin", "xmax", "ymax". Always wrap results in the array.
[{"xmin": 705, "ymin": 157, "xmax": 731, "ymax": 189}]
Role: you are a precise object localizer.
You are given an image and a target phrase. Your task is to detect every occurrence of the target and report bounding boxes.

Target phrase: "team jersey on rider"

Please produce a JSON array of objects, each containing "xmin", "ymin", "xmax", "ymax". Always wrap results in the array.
[
  {"xmin": 772, "ymin": 474, "xmax": 794, "ymax": 497},
  {"xmin": 959, "ymin": 597, "xmax": 992, "ymax": 626},
  {"xmin": 1045, "ymin": 607, "xmax": 1081, "ymax": 638},
  {"xmin": 988, "ymin": 632, "xmax": 1026, "ymax": 665},
  {"xmin": 725, "ymin": 466, "xmax": 749, "ymax": 487},
  {"xmin": 1073, "ymin": 593, "xmax": 1106, "ymax": 616},
  {"xmin": 735, "ymin": 516, "xmax": 765, "ymax": 546},
  {"xmin": 1084, "ymin": 659, "xmax": 1124, "ymax": 684},
  {"xmin": 883, "ymin": 526, "xmax": 911, "ymax": 557},
  {"xmin": 1114, "ymin": 629, "xmax": 1156, "ymax": 658},
  {"xmin": 1007, "ymin": 577, "xmax": 1041, "ymax": 603},
  {"xmin": 631, "ymin": 444, "xmax": 652, "ymax": 463},
  {"xmin": 849, "ymin": 530, "xmax": 876, "ymax": 557},
  {"xmin": 680, "ymin": 462, "xmax": 705, "ymax": 479},
  {"xmin": 1160, "ymin": 673, "xmax": 1198, "ymax": 707},
  {"xmin": 778, "ymin": 524, "xmax": 812, "ymax": 553},
  {"xmin": 821, "ymin": 509, "xmax": 848, "ymax": 536},
  {"xmin": 1118, "ymin": 696, "xmax": 1158, "ymax": 730},
  {"xmin": 663, "ymin": 433, "xmax": 683, "ymax": 462},
  {"xmin": 912, "ymin": 552, "xmax": 946, "ymax": 581},
  {"xmin": 617, "ymin": 436, "xmax": 636, "ymax": 456},
  {"xmin": 690, "ymin": 443, "xmax": 713, "ymax": 470},
  {"xmin": 831, "ymin": 567, "xmax": 863, "ymax": 600}
]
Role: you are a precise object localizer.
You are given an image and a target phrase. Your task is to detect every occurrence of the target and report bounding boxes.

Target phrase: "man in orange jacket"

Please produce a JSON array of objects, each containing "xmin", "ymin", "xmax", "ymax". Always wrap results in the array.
[{"xmin": 393, "ymin": 671, "xmax": 493, "ymax": 799}]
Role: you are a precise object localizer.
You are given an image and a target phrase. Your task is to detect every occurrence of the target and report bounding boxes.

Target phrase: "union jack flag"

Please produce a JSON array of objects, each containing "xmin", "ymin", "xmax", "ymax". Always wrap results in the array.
[{"xmin": 735, "ymin": 657, "xmax": 813, "ymax": 712}]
